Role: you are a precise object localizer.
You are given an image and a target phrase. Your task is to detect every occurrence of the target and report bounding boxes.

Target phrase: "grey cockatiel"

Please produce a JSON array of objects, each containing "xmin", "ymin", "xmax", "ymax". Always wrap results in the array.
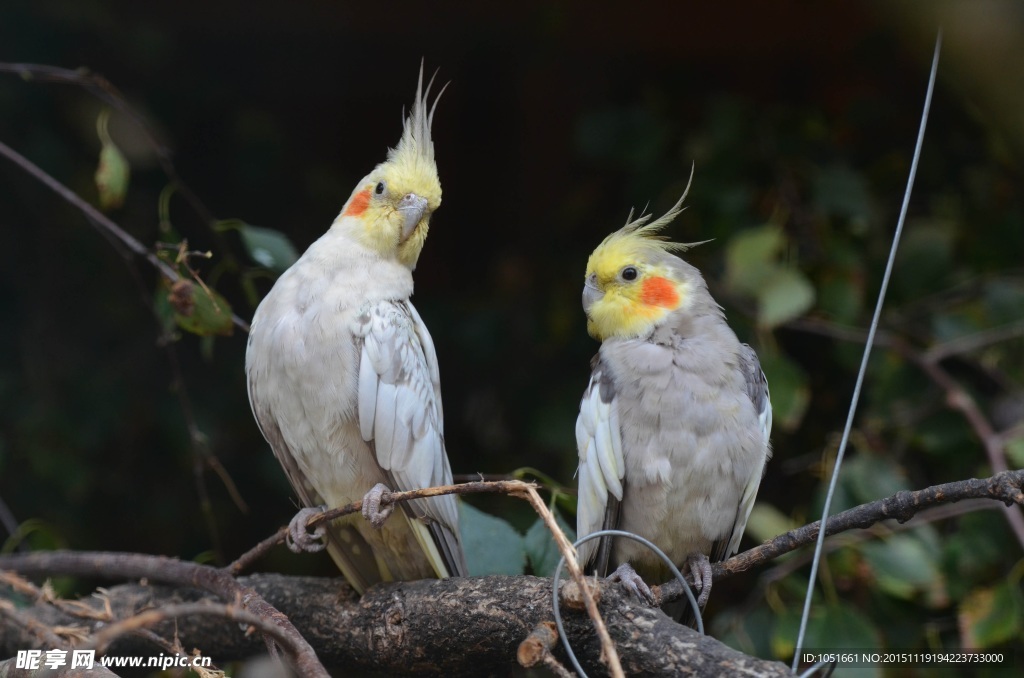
[
  {"xmin": 575, "ymin": 183, "xmax": 771, "ymax": 621},
  {"xmin": 246, "ymin": 68, "xmax": 466, "ymax": 593}
]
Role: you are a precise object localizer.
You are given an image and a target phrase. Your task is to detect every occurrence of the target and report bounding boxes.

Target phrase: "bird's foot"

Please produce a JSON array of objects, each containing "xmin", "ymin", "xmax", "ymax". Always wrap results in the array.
[
  {"xmin": 286, "ymin": 505, "xmax": 328, "ymax": 553},
  {"xmin": 686, "ymin": 552, "xmax": 713, "ymax": 608},
  {"xmin": 609, "ymin": 562, "xmax": 656, "ymax": 604},
  {"xmin": 361, "ymin": 483, "xmax": 395, "ymax": 529}
]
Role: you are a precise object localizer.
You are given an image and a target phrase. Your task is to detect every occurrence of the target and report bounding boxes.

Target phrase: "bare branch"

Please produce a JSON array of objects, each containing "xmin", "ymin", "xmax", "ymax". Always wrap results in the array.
[
  {"xmin": 230, "ymin": 479, "xmax": 624, "ymax": 677},
  {"xmin": 657, "ymin": 469, "xmax": 1024, "ymax": 603},
  {"xmin": 0, "ymin": 62, "xmax": 216, "ymax": 226},
  {"xmin": 0, "ymin": 573, "xmax": 791, "ymax": 677},
  {"xmin": 786, "ymin": 316, "xmax": 1024, "ymax": 549},
  {"xmin": 0, "ymin": 138, "xmax": 251, "ymax": 333},
  {"xmin": 0, "ymin": 552, "xmax": 327, "ymax": 677}
]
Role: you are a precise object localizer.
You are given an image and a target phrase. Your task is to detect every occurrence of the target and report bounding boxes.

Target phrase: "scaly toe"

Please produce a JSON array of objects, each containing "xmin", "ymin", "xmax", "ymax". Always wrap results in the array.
[
  {"xmin": 361, "ymin": 483, "xmax": 395, "ymax": 530},
  {"xmin": 609, "ymin": 562, "xmax": 656, "ymax": 604},
  {"xmin": 686, "ymin": 553, "xmax": 714, "ymax": 609},
  {"xmin": 286, "ymin": 506, "xmax": 328, "ymax": 553}
]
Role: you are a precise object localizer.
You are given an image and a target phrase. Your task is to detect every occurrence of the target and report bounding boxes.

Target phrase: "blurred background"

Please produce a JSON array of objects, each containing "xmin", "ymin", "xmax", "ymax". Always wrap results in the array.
[{"xmin": 1, "ymin": 0, "xmax": 1023, "ymax": 672}]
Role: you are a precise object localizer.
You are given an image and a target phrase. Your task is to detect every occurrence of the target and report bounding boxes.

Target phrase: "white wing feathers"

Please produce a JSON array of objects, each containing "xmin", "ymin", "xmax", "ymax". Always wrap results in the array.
[
  {"xmin": 354, "ymin": 300, "xmax": 465, "ymax": 575},
  {"xmin": 575, "ymin": 365, "xmax": 624, "ymax": 567}
]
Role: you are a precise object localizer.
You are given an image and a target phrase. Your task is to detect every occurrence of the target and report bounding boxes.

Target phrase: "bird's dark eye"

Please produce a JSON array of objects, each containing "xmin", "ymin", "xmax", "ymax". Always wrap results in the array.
[
  {"xmin": 621, "ymin": 266, "xmax": 639, "ymax": 281},
  {"xmin": 374, "ymin": 181, "xmax": 386, "ymax": 195}
]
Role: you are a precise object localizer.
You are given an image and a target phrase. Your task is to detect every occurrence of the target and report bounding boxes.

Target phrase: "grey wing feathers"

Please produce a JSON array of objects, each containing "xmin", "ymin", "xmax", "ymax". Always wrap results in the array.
[
  {"xmin": 355, "ymin": 300, "xmax": 467, "ymax": 577},
  {"xmin": 575, "ymin": 357, "xmax": 625, "ymax": 573},
  {"xmin": 710, "ymin": 343, "xmax": 772, "ymax": 563}
]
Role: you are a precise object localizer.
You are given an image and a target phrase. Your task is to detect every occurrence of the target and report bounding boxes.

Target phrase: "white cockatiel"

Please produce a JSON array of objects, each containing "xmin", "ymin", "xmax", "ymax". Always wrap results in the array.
[
  {"xmin": 575, "ymin": 180, "xmax": 771, "ymax": 621},
  {"xmin": 246, "ymin": 68, "xmax": 466, "ymax": 593}
]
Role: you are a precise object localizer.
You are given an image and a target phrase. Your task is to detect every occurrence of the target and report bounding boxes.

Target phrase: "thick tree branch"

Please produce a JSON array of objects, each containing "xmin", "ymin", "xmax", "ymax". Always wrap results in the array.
[
  {"xmin": 2, "ymin": 473, "xmax": 1018, "ymax": 674},
  {"xmin": 0, "ymin": 574, "xmax": 790, "ymax": 677},
  {"xmin": 0, "ymin": 552, "xmax": 328, "ymax": 677}
]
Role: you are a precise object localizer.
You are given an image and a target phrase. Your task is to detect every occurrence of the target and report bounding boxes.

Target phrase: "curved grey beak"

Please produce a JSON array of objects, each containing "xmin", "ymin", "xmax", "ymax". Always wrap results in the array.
[
  {"xmin": 582, "ymin": 273, "xmax": 603, "ymax": 314},
  {"xmin": 398, "ymin": 193, "xmax": 429, "ymax": 242}
]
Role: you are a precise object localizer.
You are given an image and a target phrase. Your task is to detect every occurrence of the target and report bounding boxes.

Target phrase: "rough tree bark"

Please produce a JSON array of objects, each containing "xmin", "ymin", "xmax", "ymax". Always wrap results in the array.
[{"xmin": 0, "ymin": 573, "xmax": 790, "ymax": 677}]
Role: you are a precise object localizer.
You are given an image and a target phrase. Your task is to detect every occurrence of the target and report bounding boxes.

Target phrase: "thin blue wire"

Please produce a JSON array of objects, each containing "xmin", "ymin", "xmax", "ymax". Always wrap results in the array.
[
  {"xmin": 552, "ymin": 529, "xmax": 702, "ymax": 677},
  {"xmin": 790, "ymin": 31, "xmax": 942, "ymax": 672}
]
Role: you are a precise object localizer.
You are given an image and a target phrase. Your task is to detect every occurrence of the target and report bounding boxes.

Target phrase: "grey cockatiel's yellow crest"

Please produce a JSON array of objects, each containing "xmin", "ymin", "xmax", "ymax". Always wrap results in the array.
[
  {"xmin": 576, "ymin": 175, "xmax": 772, "ymax": 622},
  {"xmin": 583, "ymin": 168, "xmax": 710, "ymax": 341},
  {"xmin": 246, "ymin": 65, "xmax": 466, "ymax": 595}
]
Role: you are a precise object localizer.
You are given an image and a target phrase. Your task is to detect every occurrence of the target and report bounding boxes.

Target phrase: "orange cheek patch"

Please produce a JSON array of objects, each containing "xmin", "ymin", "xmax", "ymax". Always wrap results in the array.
[
  {"xmin": 640, "ymin": 276, "xmax": 680, "ymax": 308},
  {"xmin": 342, "ymin": 188, "xmax": 371, "ymax": 217}
]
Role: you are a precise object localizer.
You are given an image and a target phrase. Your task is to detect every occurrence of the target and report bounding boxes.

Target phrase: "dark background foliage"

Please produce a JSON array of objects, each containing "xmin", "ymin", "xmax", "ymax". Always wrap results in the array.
[{"xmin": 1, "ymin": 1, "xmax": 1023, "ymax": 673}]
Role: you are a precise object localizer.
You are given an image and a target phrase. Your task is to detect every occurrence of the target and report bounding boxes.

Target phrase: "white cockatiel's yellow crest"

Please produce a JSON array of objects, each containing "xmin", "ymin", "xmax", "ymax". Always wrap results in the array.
[
  {"xmin": 246, "ymin": 64, "xmax": 467, "ymax": 595},
  {"xmin": 335, "ymin": 66, "xmax": 444, "ymax": 269},
  {"xmin": 583, "ymin": 167, "xmax": 707, "ymax": 341}
]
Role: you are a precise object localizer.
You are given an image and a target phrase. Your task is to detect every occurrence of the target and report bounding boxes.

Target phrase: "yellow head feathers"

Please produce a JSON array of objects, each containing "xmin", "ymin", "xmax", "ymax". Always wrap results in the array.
[
  {"xmin": 583, "ymin": 168, "xmax": 707, "ymax": 340},
  {"xmin": 336, "ymin": 65, "xmax": 445, "ymax": 269},
  {"xmin": 384, "ymin": 64, "xmax": 444, "ymax": 212}
]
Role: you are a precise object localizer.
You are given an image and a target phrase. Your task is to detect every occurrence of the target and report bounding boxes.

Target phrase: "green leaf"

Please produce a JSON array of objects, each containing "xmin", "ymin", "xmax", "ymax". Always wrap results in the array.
[
  {"xmin": 1006, "ymin": 436, "xmax": 1024, "ymax": 468},
  {"xmin": 744, "ymin": 502, "xmax": 796, "ymax": 544},
  {"xmin": 757, "ymin": 267, "xmax": 816, "ymax": 328},
  {"xmin": 983, "ymin": 279, "xmax": 1024, "ymax": 325},
  {"xmin": 861, "ymin": 534, "xmax": 944, "ymax": 601},
  {"xmin": 841, "ymin": 454, "xmax": 911, "ymax": 505},
  {"xmin": 714, "ymin": 605, "xmax": 775, "ymax": 659},
  {"xmin": 162, "ymin": 279, "xmax": 234, "ymax": 337},
  {"xmin": 944, "ymin": 512, "xmax": 1013, "ymax": 598},
  {"xmin": 724, "ymin": 224, "xmax": 784, "ymax": 294},
  {"xmin": 94, "ymin": 110, "xmax": 130, "ymax": 211},
  {"xmin": 817, "ymin": 277, "xmax": 860, "ymax": 324},
  {"xmin": 774, "ymin": 602, "xmax": 882, "ymax": 670},
  {"xmin": 238, "ymin": 223, "xmax": 299, "ymax": 274},
  {"xmin": 895, "ymin": 220, "xmax": 956, "ymax": 299},
  {"xmin": 459, "ymin": 501, "xmax": 526, "ymax": 576},
  {"xmin": 960, "ymin": 582, "xmax": 1024, "ymax": 649},
  {"xmin": 524, "ymin": 512, "xmax": 576, "ymax": 577},
  {"xmin": 757, "ymin": 349, "xmax": 809, "ymax": 431}
]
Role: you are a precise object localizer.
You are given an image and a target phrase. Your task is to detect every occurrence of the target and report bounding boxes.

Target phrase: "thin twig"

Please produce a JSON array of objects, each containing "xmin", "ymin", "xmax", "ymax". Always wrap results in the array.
[
  {"xmin": 229, "ymin": 527, "xmax": 289, "ymax": 575},
  {"xmin": 0, "ymin": 571, "xmax": 113, "ymax": 622},
  {"xmin": 793, "ymin": 31, "xmax": 940, "ymax": 663},
  {"xmin": 516, "ymin": 484, "xmax": 624, "ymax": 678},
  {"xmin": 229, "ymin": 478, "xmax": 624, "ymax": 677},
  {"xmin": 0, "ymin": 598, "xmax": 68, "ymax": 647},
  {"xmin": 0, "ymin": 63, "xmax": 217, "ymax": 227},
  {"xmin": 0, "ymin": 138, "xmax": 251, "ymax": 332},
  {"xmin": 0, "ymin": 552, "xmax": 327, "ymax": 677},
  {"xmin": 786, "ymin": 316, "xmax": 1024, "ymax": 550},
  {"xmin": 901, "ymin": 345, "xmax": 1024, "ymax": 548},
  {"xmin": 88, "ymin": 601, "xmax": 292, "ymax": 656},
  {"xmin": 759, "ymin": 498, "xmax": 999, "ymax": 585},
  {"xmin": 924, "ymin": 319, "xmax": 1024, "ymax": 362}
]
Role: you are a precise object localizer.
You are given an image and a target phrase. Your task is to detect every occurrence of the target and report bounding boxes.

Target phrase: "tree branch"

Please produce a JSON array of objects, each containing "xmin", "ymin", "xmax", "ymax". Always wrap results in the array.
[
  {"xmin": 0, "ymin": 62, "xmax": 217, "ymax": 227},
  {"xmin": 0, "ymin": 573, "xmax": 790, "ymax": 677},
  {"xmin": 786, "ymin": 316, "xmax": 1024, "ymax": 549},
  {"xmin": 657, "ymin": 469, "xmax": 1024, "ymax": 603},
  {"xmin": 2, "ymin": 472, "xmax": 1019, "ymax": 674},
  {"xmin": 230, "ymin": 479, "xmax": 624, "ymax": 677},
  {"xmin": 0, "ymin": 552, "xmax": 328, "ymax": 677},
  {"xmin": 0, "ymin": 137, "xmax": 251, "ymax": 333}
]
